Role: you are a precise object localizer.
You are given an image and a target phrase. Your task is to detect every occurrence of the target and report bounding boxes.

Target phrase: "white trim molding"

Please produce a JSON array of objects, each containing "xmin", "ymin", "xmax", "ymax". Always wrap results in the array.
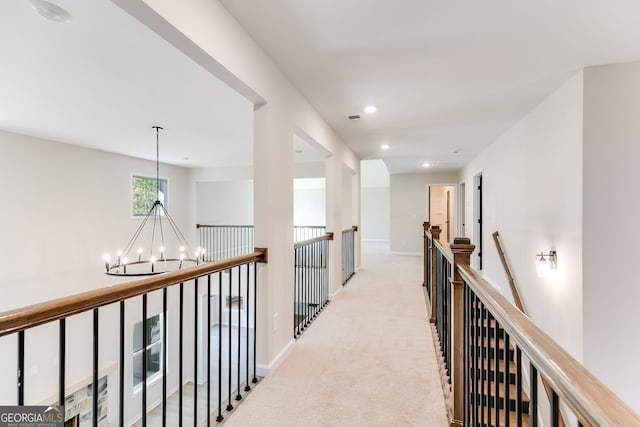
[
  {"xmin": 256, "ymin": 338, "xmax": 296, "ymax": 377},
  {"xmin": 390, "ymin": 251, "xmax": 422, "ymax": 257},
  {"xmin": 329, "ymin": 286, "xmax": 343, "ymax": 301}
]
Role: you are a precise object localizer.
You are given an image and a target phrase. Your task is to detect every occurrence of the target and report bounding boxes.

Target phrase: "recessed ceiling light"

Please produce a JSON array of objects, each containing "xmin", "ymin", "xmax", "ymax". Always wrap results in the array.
[
  {"xmin": 182, "ymin": 157, "xmax": 190, "ymax": 161},
  {"xmin": 381, "ymin": 144, "xmax": 390, "ymax": 150},
  {"xmin": 452, "ymin": 148, "xmax": 461, "ymax": 154},
  {"xmin": 364, "ymin": 105, "xmax": 377, "ymax": 114},
  {"xmin": 422, "ymin": 162, "xmax": 431, "ymax": 168},
  {"xmin": 29, "ymin": 0, "xmax": 72, "ymax": 23},
  {"xmin": 295, "ymin": 149, "xmax": 303, "ymax": 154}
]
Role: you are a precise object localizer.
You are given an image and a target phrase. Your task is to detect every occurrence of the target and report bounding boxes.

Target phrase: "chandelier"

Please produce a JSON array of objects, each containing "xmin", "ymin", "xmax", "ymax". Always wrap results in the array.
[{"xmin": 103, "ymin": 126, "xmax": 203, "ymax": 276}]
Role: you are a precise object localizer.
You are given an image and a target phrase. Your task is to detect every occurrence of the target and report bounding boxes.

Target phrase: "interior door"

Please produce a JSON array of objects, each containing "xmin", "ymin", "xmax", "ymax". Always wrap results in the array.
[
  {"xmin": 473, "ymin": 173, "xmax": 483, "ymax": 269},
  {"xmin": 429, "ymin": 185, "xmax": 454, "ymax": 243},
  {"xmin": 446, "ymin": 190, "xmax": 451, "ymax": 241}
]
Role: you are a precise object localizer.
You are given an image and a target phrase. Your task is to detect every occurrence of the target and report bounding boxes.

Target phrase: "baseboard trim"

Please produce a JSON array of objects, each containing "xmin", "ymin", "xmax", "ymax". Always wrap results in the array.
[
  {"xmin": 256, "ymin": 338, "xmax": 295, "ymax": 377},
  {"xmin": 390, "ymin": 251, "xmax": 422, "ymax": 256},
  {"xmin": 329, "ymin": 286, "xmax": 343, "ymax": 300}
]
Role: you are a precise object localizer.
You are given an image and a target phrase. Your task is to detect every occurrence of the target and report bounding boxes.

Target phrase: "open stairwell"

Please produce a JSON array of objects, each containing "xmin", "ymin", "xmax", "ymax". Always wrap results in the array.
[
  {"xmin": 471, "ymin": 316, "xmax": 530, "ymax": 427},
  {"xmin": 423, "ymin": 225, "xmax": 640, "ymax": 426}
]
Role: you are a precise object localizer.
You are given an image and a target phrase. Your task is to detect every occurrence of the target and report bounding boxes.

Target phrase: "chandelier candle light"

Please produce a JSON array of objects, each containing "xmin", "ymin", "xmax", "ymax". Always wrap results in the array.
[{"xmin": 103, "ymin": 126, "xmax": 204, "ymax": 276}]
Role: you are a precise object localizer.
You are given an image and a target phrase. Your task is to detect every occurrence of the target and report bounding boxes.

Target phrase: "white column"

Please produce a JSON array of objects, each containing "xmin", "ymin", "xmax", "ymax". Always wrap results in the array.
[
  {"xmin": 325, "ymin": 155, "xmax": 343, "ymax": 296},
  {"xmin": 253, "ymin": 102, "xmax": 295, "ymax": 375},
  {"xmin": 352, "ymin": 169, "xmax": 362, "ymax": 270}
]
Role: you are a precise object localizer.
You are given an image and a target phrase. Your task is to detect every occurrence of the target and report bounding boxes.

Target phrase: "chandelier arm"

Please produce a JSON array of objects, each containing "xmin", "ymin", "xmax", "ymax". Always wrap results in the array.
[
  {"xmin": 159, "ymin": 203, "xmax": 195, "ymax": 255},
  {"xmin": 150, "ymin": 203, "xmax": 158, "ymax": 258},
  {"xmin": 158, "ymin": 203, "xmax": 166, "ymax": 253},
  {"xmin": 121, "ymin": 206, "xmax": 155, "ymax": 258}
]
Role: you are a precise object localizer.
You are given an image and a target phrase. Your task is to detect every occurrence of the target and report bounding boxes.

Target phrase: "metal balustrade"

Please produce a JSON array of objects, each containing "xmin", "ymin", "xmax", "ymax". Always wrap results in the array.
[
  {"xmin": 435, "ymin": 246, "xmax": 453, "ymax": 386},
  {"xmin": 293, "ymin": 234, "xmax": 332, "ymax": 338},
  {"xmin": 341, "ymin": 226, "xmax": 357, "ymax": 285},
  {"xmin": 197, "ymin": 225, "xmax": 327, "ymax": 263},
  {"xmin": 293, "ymin": 225, "xmax": 326, "ymax": 242},
  {"xmin": 197, "ymin": 225, "xmax": 255, "ymax": 261},
  {"xmin": 0, "ymin": 251, "xmax": 265, "ymax": 426}
]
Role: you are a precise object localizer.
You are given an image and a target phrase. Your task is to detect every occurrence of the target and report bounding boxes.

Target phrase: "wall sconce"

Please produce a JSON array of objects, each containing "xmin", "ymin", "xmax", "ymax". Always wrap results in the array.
[{"xmin": 536, "ymin": 250, "xmax": 557, "ymax": 278}]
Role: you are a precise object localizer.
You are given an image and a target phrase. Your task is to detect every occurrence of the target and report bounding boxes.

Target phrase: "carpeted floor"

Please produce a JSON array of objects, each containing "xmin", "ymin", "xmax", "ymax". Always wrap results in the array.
[{"xmin": 224, "ymin": 242, "xmax": 448, "ymax": 427}]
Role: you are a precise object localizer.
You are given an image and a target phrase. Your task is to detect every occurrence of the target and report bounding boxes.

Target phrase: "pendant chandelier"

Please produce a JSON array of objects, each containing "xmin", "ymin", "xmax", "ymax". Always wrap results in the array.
[{"xmin": 103, "ymin": 126, "xmax": 203, "ymax": 276}]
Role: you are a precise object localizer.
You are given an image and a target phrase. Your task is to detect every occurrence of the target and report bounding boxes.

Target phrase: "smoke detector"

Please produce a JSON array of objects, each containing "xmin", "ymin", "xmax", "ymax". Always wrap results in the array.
[{"xmin": 29, "ymin": 0, "xmax": 72, "ymax": 23}]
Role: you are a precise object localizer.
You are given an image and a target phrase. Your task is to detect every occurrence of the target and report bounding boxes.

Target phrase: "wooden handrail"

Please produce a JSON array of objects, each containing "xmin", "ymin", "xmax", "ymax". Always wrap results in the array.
[
  {"xmin": 293, "ymin": 232, "xmax": 334, "ymax": 249},
  {"xmin": 493, "ymin": 231, "xmax": 565, "ymax": 426},
  {"xmin": 492, "ymin": 231, "xmax": 525, "ymax": 313},
  {"xmin": 431, "ymin": 232, "xmax": 453, "ymax": 263},
  {"xmin": 458, "ymin": 264, "xmax": 640, "ymax": 427},
  {"xmin": 342, "ymin": 225, "xmax": 358, "ymax": 233},
  {"xmin": 196, "ymin": 223, "xmax": 254, "ymax": 228},
  {"xmin": 0, "ymin": 249, "xmax": 267, "ymax": 338}
]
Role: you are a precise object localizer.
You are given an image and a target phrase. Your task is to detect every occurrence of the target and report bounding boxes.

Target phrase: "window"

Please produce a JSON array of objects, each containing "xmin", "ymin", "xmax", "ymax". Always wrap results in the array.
[
  {"xmin": 133, "ymin": 314, "xmax": 163, "ymax": 388},
  {"xmin": 132, "ymin": 175, "xmax": 168, "ymax": 216}
]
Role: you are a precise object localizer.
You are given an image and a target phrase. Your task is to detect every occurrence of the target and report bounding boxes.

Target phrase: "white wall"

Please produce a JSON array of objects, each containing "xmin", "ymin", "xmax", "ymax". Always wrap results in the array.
[
  {"xmin": 341, "ymin": 165, "xmax": 353, "ymax": 229},
  {"xmin": 389, "ymin": 171, "xmax": 459, "ymax": 254},
  {"xmin": 294, "ymin": 161, "xmax": 325, "ymax": 179},
  {"xmin": 0, "ymin": 130, "xmax": 194, "ymax": 424},
  {"xmin": 361, "ymin": 188, "xmax": 389, "ymax": 241},
  {"xmin": 361, "ymin": 159, "xmax": 390, "ymax": 242},
  {"xmin": 196, "ymin": 180, "xmax": 253, "ymax": 225},
  {"xmin": 583, "ymin": 61, "xmax": 640, "ymax": 413},
  {"xmin": 293, "ymin": 178, "xmax": 326, "ymax": 226},
  {"xmin": 460, "ymin": 72, "xmax": 584, "ymax": 361},
  {"xmin": 0, "ymin": 129, "xmax": 190, "ymax": 307}
]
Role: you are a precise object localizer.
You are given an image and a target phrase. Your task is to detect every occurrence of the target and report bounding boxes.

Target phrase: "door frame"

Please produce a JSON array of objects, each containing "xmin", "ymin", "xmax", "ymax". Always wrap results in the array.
[
  {"xmin": 427, "ymin": 183, "xmax": 458, "ymax": 241},
  {"xmin": 473, "ymin": 173, "xmax": 483, "ymax": 270},
  {"xmin": 458, "ymin": 181, "xmax": 466, "ymax": 238}
]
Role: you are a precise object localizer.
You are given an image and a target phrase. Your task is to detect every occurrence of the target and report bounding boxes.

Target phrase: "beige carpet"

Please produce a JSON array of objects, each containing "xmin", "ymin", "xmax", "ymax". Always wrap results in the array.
[{"xmin": 224, "ymin": 242, "xmax": 448, "ymax": 427}]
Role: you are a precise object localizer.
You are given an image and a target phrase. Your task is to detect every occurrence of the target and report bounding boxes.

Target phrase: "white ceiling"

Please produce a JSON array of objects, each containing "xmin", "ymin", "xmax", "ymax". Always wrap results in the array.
[
  {"xmin": 220, "ymin": 0, "xmax": 640, "ymax": 174},
  {"xmin": 5, "ymin": 1, "xmax": 640, "ymax": 174},
  {"xmin": 293, "ymin": 133, "xmax": 331, "ymax": 163},
  {"xmin": 0, "ymin": 0, "xmax": 254, "ymax": 169}
]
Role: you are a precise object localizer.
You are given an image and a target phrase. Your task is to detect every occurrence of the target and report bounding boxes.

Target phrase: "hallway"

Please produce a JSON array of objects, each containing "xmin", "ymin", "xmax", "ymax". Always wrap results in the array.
[{"xmin": 224, "ymin": 243, "xmax": 448, "ymax": 426}]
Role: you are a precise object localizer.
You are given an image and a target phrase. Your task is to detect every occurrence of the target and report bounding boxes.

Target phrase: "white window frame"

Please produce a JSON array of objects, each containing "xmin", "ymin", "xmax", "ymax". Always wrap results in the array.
[
  {"xmin": 131, "ymin": 173, "xmax": 170, "ymax": 218},
  {"xmin": 132, "ymin": 313, "xmax": 164, "ymax": 394}
]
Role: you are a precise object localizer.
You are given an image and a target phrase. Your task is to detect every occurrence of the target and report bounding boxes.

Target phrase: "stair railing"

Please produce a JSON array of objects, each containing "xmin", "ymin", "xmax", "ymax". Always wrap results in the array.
[
  {"xmin": 424, "ymin": 229, "xmax": 640, "ymax": 426},
  {"xmin": 459, "ymin": 262, "xmax": 640, "ymax": 426},
  {"xmin": 493, "ymin": 230, "xmax": 566, "ymax": 427}
]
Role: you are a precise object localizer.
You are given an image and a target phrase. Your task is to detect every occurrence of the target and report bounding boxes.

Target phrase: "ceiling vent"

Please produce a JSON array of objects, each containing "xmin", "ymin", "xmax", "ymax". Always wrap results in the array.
[{"xmin": 348, "ymin": 114, "xmax": 361, "ymax": 120}]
